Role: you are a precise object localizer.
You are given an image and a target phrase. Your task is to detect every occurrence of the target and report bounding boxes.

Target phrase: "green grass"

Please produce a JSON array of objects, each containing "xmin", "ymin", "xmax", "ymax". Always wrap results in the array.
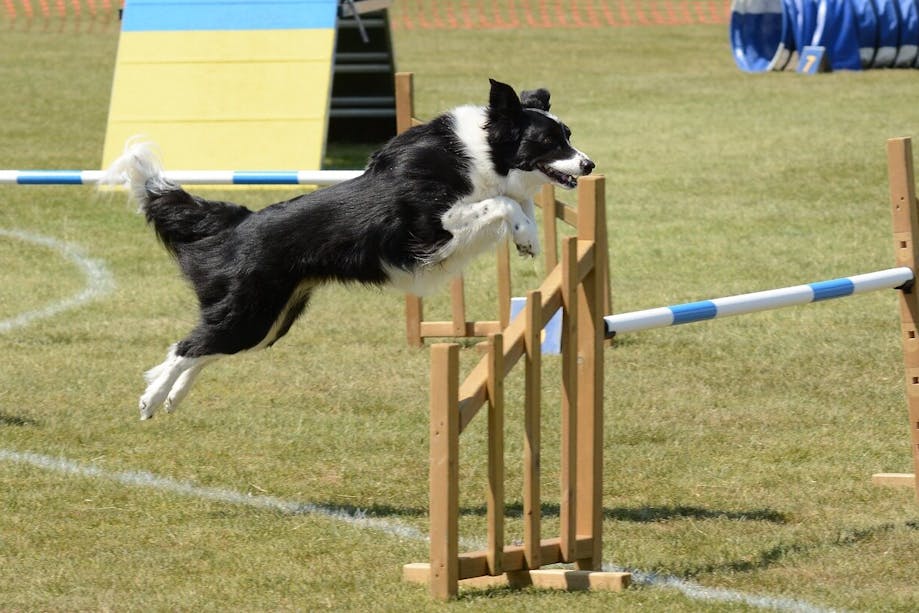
[{"xmin": 2, "ymin": 6, "xmax": 919, "ymax": 611}]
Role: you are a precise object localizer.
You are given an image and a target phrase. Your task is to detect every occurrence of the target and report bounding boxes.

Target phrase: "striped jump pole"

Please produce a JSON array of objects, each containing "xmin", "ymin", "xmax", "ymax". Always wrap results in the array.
[
  {"xmin": 0, "ymin": 169, "xmax": 364, "ymax": 186},
  {"xmin": 603, "ymin": 267, "xmax": 915, "ymax": 338}
]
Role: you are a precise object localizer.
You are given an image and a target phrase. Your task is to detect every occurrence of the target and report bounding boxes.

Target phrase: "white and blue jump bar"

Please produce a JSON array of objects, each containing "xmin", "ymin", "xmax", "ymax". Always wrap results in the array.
[
  {"xmin": 604, "ymin": 267, "xmax": 915, "ymax": 338},
  {"xmin": 0, "ymin": 170, "xmax": 364, "ymax": 186}
]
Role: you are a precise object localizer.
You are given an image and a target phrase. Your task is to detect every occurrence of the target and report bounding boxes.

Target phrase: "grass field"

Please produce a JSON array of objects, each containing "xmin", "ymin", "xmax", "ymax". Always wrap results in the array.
[{"xmin": 2, "ymin": 4, "xmax": 919, "ymax": 611}]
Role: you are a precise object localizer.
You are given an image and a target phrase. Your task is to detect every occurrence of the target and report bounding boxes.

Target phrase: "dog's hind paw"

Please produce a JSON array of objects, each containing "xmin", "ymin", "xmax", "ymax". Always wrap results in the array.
[
  {"xmin": 139, "ymin": 399, "xmax": 156, "ymax": 420},
  {"xmin": 139, "ymin": 384, "xmax": 168, "ymax": 420}
]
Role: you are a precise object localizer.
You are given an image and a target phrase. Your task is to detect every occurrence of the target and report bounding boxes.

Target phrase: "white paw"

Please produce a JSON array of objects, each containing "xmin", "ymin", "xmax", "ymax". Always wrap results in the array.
[
  {"xmin": 139, "ymin": 397, "xmax": 157, "ymax": 420},
  {"xmin": 163, "ymin": 375, "xmax": 194, "ymax": 414},
  {"xmin": 138, "ymin": 370, "xmax": 173, "ymax": 420},
  {"xmin": 512, "ymin": 218, "xmax": 541, "ymax": 258}
]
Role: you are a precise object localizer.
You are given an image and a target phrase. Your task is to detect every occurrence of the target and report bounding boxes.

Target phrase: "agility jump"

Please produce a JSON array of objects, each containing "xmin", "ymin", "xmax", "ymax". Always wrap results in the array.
[{"xmin": 407, "ymin": 137, "xmax": 919, "ymax": 600}]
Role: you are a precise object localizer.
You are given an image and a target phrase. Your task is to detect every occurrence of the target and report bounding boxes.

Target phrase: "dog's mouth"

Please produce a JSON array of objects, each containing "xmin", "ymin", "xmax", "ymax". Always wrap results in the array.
[{"xmin": 536, "ymin": 162, "xmax": 579, "ymax": 189}]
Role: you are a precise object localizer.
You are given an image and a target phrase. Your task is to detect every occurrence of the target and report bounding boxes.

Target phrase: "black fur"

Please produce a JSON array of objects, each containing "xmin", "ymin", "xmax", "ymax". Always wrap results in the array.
[{"xmin": 120, "ymin": 78, "xmax": 594, "ymax": 418}]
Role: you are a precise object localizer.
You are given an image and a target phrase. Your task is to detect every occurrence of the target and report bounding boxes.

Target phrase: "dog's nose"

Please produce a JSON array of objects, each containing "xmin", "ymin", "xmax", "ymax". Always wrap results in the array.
[{"xmin": 581, "ymin": 159, "xmax": 595, "ymax": 175}]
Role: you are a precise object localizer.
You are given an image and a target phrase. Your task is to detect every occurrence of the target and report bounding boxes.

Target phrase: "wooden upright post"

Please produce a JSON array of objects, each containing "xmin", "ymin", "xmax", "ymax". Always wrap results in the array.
[
  {"xmin": 394, "ymin": 71, "xmax": 414, "ymax": 134},
  {"xmin": 559, "ymin": 236, "xmax": 579, "ymax": 562},
  {"xmin": 885, "ymin": 137, "xmax": 919, "ymax": 500},
  {"xmin": 486, "ymin": 333, "xmax": 505, "ymax": 575},
  {"xmin": 497, "ymin": 241, "xmax": 512, "ymax": 329},
  {"xmin": 396, "ymin": 72, "xmax": 425, "ymax": 347},
  {"xmin": 575, "ymin": 176, "xmax": 606, "ymax": 568},
  {"xmin": 539, "ymin": 184, "xmax": 559, "ymax": 271},
  {"xmin": 523, "ymin": 289, "xmax": 543, "ymax": 570},
  {"xmin": 429, "ymin": 344, "xmax": 460, "ymax": 599},
  {"xmin": 450, "ymin": 278, "xmax": 467, "ymax": 337}
]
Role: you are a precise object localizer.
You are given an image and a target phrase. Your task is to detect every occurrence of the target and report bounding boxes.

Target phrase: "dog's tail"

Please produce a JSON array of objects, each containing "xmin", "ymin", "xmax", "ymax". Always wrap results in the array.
[{"xmin": 102, "ymin": 139, "xmax": 252, "ymax": 254}]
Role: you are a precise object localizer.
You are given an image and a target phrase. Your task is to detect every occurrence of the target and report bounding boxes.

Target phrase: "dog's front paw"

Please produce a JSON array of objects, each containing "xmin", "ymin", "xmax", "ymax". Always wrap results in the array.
[
  {"xmin": 513, "ymin": 220, "xmax": 540, "ymax": 258},
  {"xmin": 515, "ymin": 241, "xmax": 538, "ymax": 258}
]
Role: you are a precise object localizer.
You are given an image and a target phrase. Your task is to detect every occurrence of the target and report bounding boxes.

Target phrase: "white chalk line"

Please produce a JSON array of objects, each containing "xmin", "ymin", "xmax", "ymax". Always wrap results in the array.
[
  {"xmin": 0, "ymin": 448, "xmax": 843, "ymax": 612},
  {"xmin": 0, "ymin": 230, "xmax": 839, "ymax": 611},
  {"xmin": 0, "ymin": 228, "xmax": 115, "ymax": 333}
]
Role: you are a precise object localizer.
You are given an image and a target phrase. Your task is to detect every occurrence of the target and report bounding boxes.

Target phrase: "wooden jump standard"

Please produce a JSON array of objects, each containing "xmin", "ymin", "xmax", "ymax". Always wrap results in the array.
[
  {"xmin": 401, "ymin": 173, "xmax": 629, "ymax": 599},
  {"xmin": 880, "ymin": 136, "xmax": 919, "ymax": 492},
  {"xmin": 405, "ymin": 136, "xmax": 919, "ymax": 600}
]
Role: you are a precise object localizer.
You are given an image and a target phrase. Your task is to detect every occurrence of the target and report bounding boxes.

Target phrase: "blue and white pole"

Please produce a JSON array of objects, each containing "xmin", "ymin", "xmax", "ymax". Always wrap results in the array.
[
  {"xmin": 604, "ymin": 267, "xmax": 914, "ymax": 338},
  {"xmin": 0, "ymin": 169, "xmax": 364, "ymax": 186}
]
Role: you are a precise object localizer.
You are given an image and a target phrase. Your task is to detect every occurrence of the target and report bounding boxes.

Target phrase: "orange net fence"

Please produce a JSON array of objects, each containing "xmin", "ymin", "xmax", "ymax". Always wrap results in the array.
[
  {"xmin": 3, "ymin": 0, "xmax": 731, "ymax": 31},
  {"xmin": 390, "ymin": 1, "xmax": 731, "ymax": 30}
]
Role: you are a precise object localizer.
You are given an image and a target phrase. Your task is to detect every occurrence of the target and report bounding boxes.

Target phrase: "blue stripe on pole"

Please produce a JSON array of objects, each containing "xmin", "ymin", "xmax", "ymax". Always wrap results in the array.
[
  {"xmin": 232, "ymin": 172, "xmax": 300, "ymax": 185},
  {"xmin": 670, "ymin": 300, "xmax": 718, "ymax": 325},
  {"xmin": 121, "ymin": 1, "xmax": 338, "ymax": 32},
  {"xmin": 809, "ymin": 278, "xmax": 855, "ymax": 301},
  {"xmin": 17, "ymin": 172, "xmax": 84, "ymax": 185}
]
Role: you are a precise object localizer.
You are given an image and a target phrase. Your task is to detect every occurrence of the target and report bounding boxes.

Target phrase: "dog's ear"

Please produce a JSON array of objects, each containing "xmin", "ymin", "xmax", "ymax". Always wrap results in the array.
[
  {"xmin": 520, "ymin": 88, "xmax": 551, "ymax": 112},
  {"xmin": 488, "ymin": 78, "xmax": 523, "ymax": 118}
]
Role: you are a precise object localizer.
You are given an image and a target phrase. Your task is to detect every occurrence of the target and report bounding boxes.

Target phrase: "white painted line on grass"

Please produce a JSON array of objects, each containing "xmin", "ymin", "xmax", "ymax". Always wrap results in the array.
[
  {"xmin": 0, "ymin": 448, "xmax": 843, "ymax": 612},
  {"xmin": 0, "ymin": 228, "xmax": 115, "ymax": 333},
  {"xmin": 0, "ymin": 448, "xmax": 426, "ymax": 542},
  {"xmin": 603, "ymin": 563, "xmax": 844, "ymax": 612}
]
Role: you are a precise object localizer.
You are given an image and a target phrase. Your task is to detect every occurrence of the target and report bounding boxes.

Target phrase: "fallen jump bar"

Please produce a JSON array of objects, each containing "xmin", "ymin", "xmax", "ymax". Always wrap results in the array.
[
  {"xmin": 604, "ymin": 267, "xmax": 915, "ymax": 338},
  {"xmin": 0, "ymin": 170, "xmax": 364, "ymax": 186}
]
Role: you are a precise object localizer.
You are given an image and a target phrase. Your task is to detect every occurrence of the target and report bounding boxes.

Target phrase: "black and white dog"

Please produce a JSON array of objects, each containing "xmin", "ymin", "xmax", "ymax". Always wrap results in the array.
[{"xmin": 106, "ymin": 79, "xmax": 594, "ymax": 420}]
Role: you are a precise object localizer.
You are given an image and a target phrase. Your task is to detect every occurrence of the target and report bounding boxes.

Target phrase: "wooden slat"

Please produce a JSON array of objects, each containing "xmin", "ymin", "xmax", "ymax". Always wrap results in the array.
[
  {"xmin": 559, "ymin": 236, "xmax": 579, "ymax": 562},
  {"xmin": 506, "ymin": 569, "xmax": 630, "ymax": 591},
  {"xmin": 456, "ymin": 536, "xmax": 595, "ymax": 579},
  {"xmin": 523, "ymin": 289, "xmax": 542, "ymax": 570},
  {"xmin": 450, "ymin": 277, "xmax": 466, "ymax": 337},
  {"xmin": 402, "ymin": 562, "xmax": 433, "ymax": 584},
  {"xmin": 538, "ymin": 184, "xmax": 559, "ymax": 270},
  {"xmin": 887, "ymin": 136, "xmax": 919, "ymax": 503},
  {"xmin": 404, "ymin": 564, "xmax": 630, "ymax": 592},
  {"xmin": 558, "ymin": 202, "xmax": 579, "ymax": 227},
  {"xmin": 458, "ymin": 265, "xmax": 564, "ymax": 432},
  {"xmin": 405, "ymin": 294, "xmax": 423, "ymax": 348},
  {"xmin": 396, "ymin": 72, "xmax": 422, "ymax": 348},
  {"xmin": 419, "ymin": 320, "xmax": 503, "ymax": 338},
  {"xmin": 592, "ymin": 176, "xmax": 613, "ymax": 318},
  {"xmin": 429, "ymin": 344, "xmax": 460, "ymax": 600},
  {"xmin": 575, "ymin": 176, "xmax": 605, "ymax": 569},
  {"xmin": 576, "ymin": 241, "xmax": 596, "ymax": 283},
  {"xmin": 394, "ymin": 71, "xmax": 414, "ymax": 134},
  {"xmin": 497, "ymin": 240, "xmax": 512, "ymax": 329},
  {"xmin": 486, "ymin": 333, "xmax": 505, "ymax": 575}
]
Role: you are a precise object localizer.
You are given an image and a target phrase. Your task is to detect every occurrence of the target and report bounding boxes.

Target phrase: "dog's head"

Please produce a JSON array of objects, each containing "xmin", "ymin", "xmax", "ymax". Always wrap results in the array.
[{"xmin": 485, "ymin": 79, "xmax": 594, "ymax": 190}]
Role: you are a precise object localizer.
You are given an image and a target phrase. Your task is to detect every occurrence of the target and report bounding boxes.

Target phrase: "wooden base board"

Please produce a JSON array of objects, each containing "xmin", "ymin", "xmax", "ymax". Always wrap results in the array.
[
  {"xmin": 403, "ymin": 563, "xmax": 631, "ymax": 593},
  {"xmin": 871, "ymin": 473, "xmax": 916, "ymax": 488}
]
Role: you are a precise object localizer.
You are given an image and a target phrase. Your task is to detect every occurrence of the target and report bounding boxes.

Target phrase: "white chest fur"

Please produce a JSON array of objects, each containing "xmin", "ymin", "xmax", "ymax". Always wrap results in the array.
[{"xmin": 384, "ymin": 107, "xmax": 543, "ymax": 296}]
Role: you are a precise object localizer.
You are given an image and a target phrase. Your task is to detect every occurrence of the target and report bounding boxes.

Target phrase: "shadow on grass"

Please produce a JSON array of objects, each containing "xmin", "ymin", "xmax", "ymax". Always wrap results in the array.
[
  {"xmin": 682, "ymin": 520, "xmax": 918, "ymax": 578},
  {"xmin": 0, "ymin": 412, "xmax": 39, "ymax": 427},
  {"xmin": 457, "ymin": 502, "xmax": 786, "ymax": 524},
  {"xmin": 312, "ymin": 500, "xmax": 786, "ymax": 524}
]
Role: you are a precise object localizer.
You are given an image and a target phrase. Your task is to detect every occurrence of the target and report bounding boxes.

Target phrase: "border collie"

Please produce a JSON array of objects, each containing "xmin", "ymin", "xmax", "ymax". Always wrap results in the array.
[{"xmin": 105, "ymin": 79, "xmax": 594, "ymax": 420}]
